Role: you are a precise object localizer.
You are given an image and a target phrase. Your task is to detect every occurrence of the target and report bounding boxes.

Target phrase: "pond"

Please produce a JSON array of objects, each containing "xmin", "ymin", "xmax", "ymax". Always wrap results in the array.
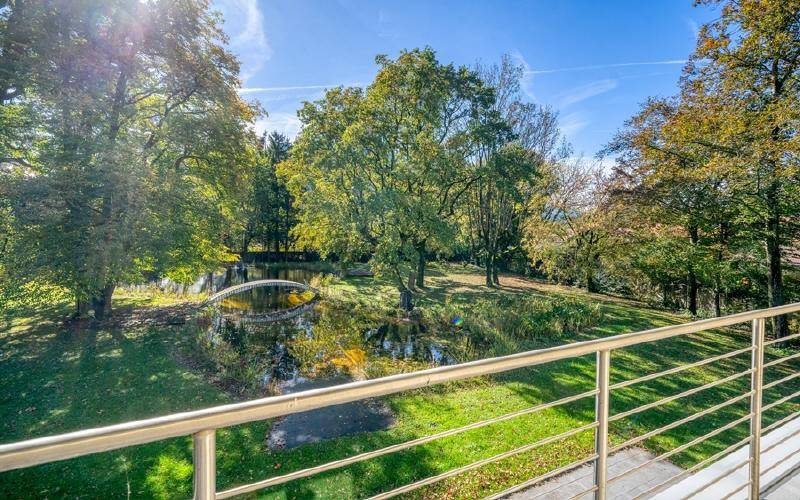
[{"xmin": 193, "ymin": 264, "xmax": 459, "ymax": 396}]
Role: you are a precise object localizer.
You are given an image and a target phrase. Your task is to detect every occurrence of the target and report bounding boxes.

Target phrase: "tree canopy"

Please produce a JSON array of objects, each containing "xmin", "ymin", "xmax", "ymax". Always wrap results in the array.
[{"xmin": 1, "ymin": 0, "xmax": 259, "ymax": 317}]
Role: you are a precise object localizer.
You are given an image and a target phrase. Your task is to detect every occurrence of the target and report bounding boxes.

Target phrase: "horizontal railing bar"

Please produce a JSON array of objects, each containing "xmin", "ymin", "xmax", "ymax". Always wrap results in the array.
[
  {"xmin": 482, "ymin": 454, "xmax": 599, "ymax": 500},
  {"xmin": 764, "ymin": 331, "xmax": 800, "ymax": 346},
  {"xmin": 760, "ymin": 444, "xmax": 800, "ymax": 477},
  {"xmin": 609, "ymin": 346, "xmax": 753, "ymax": 391},
  {"xmin": 609, "ymin": 391, "xmax": 752, "ymax": 454},
  {"xmin": 216, "ymin": 388, "xmax": 598, "ymax": 498},
  {"xmin": 568, "ymin": 485, "xmax": 597, "ymax": 499},
  {"xmin": 682, "ymin": 458, "xmax": 750, "ymax": 498},
  {"xmin": 764, "ymin": 350, "xmax": 800, "ymax": 368},
  {"xmin": 632, "ymin": 435, "xmax": 752, "ymax": 500},
  {"xmin": 609, "ymin": 413, "xmax": 752, "ymax": 485},
  {"xmin": 721, "ymin": 480, "xmax": 750, "ymax": 500},
  {"xmin": 4, "ymin": 303, "xmax": 799, "ymax": 472},
  {"xmin": 688, "ymin": 436, "xmax": 752, "ymax": 473},
  {"xmin": 763, "ymin": 371, "xmax": 800, "ymax": 391},
  {"xmin": 609, "ymin": 368, "xmax": 753, "ymax": 422},
  {"xmin": 762, "ymin": 412, "xmax": 800, "ymax": 434},
  {"xmin": 760, "ymin": 423, "xmax": 800, "ymax": 456},
  {"xmin": 761, "ymin": 387, "xmax": 800, "ymax": 413},
  {"xmin": 366, "ymin": 422, "xmax": 598, "ymax": 499}
]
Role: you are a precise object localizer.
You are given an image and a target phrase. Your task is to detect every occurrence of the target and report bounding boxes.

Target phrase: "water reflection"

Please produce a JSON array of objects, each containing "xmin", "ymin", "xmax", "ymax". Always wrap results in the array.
[
  {"xmin": 131, "ymin": 263, "xmax": 321, "ymax": 295},
  {"xmin": 194, "ymin": 266, "xmax": 457, "ymax": 396},
  {"xmin": 366, "ymin": 322, "xmax": 455, "ymax": 365},
  {"xmin": 219, "ymin": 287, "xmax": 316, "ymax": 315}
]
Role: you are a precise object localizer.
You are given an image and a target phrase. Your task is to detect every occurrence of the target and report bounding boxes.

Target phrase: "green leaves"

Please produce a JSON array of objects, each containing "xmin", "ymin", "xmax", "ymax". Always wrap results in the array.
[
  {"xmin": 282, "ymin": 48, "xmax": 491, "ymax": 289},
  {"xmin": 0, "ymin": 0, "xmax": 259, "ymax": 312}
]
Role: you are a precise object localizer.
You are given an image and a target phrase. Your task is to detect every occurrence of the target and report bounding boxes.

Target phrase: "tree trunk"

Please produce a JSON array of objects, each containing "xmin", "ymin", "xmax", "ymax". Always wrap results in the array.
[
  {"xmin": 492, "ymin": 262, "xmax": 499, "ymax": 286},
  {"xmin": 399, "ymin": 290, "xmax": 413, "ymax": 311},
  {"xmin": 394, "ymin": 267, "xmax": 413, "ymax": 311},
  {"xmin": 687, "ymin": 226, "xmax": 699, "ymax": 316},
  {"xmin": 87, "ymin": 66, "xmax": 127, "ymax": 322},
  {"xmin": 766, "ymin": 219, "xmax": 788, "ymax": 338},
  {"xmin": 485, "ymin": 254, "xmax": 494, "ymax": 287},
  {"xmin": 687, "ymin": 271, "xmax": 698, "ymax": 316},
  {"xmin": 714, "ymin": 222, "xmax": 729, "ymax": 318},
  {"xmin": 586, "ymin": 268, "xmax": 598, "ymax": 293},
  {"xmin": 75, "ymin": 296, "xmax": 91, "ymax": 318},
  {"xmin": 415, "ymin": 240, "xmax": 426, "ymax": 289},
  {"xmin": 241, "ymin": 233, "xmax": 251, "ymax": 256},
  {"xmin": 91, "ymin": 283, "xmax": 115, "ymax": 320},
  {"xmin": 283, "ymin": 194, "xmax": 291, "ymax": 262}
]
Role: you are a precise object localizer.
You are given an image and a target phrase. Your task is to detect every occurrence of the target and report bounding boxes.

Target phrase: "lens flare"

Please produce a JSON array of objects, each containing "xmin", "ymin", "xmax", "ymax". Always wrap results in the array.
[{"xmin": 451, "ymin": 315, "xmax": 463, "ymax": 327}]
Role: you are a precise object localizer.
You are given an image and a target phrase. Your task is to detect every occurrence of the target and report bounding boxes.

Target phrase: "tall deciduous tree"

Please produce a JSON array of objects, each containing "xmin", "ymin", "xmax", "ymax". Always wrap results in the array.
[
  {"xmin": 605, "ymin": 98, "xmax": 739, "ymax": 316},
  {"xmin": 240, "ymin": 131, "xmax": 294, "ymax": 255},
  {"xmin": 672, "ymin": 0, "xmax": 800, "ymax": 334},
  {"xmin": 466, "ymin": 55, "xmax": 563, "ymax": 286},
  {"xmin": 282, "ymin": 48, "xmax": 491, "ymax": 293},
  {"xmin": 0, "ymin": 0, "xmax": 258, "ymax": 318}
]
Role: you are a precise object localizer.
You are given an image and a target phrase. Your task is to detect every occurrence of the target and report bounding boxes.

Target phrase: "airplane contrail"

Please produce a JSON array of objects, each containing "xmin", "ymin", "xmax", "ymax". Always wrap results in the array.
[{"xmin": 528, "ymin": 60, "xmax": 686, "ymax": 75}]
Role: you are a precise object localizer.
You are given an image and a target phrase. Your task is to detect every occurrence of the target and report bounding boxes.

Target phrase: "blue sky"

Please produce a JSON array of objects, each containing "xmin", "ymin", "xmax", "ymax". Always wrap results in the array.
[{"xmin": 214, "ymin": 0, "xmax": 718, "ymax": 159}]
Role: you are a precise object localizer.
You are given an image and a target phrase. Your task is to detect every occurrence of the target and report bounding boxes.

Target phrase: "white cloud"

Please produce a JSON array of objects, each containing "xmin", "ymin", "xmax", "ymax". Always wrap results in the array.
[
  {"xmin": 560, "ymin": 112, "xmax": 589, "ymax": 138},
  {"xmin": 255, "ymin": 113, "xmax": 303, "ymax": 140},
  {"xmin": 239, "ymin": 82, "xmax": 364, "ymax": 94},
  {"xmin": 557, "ymin": 79, "xmax": 617, "ymax": 108},
  {"xmin": 215, "ymin": 0, "xmax": 271, "ymax": 82},
  {"xmin": 595, "ymin": 156, "xmax": 617, "ymax": 173},
  {"xmin": 510, "ymin": 50, "xmax": 537, "ymax": 102},
  {"xmin": 563, "ymin": 156, "xmax": 617, "ymax": 177},
  {"xmin": 239, "ymin": 85, "xmax": 334, "ymax": 94},
  {"xmin": 527, "ymin": 60, "xmax": 686, "ymax": 75},
  {"xmin": 686, "ymin": 18, "xmax": 700, "ymax": 40},
  {"xmin": 376, "ymin": 8, "xmax": 400, "ymax": 40}
]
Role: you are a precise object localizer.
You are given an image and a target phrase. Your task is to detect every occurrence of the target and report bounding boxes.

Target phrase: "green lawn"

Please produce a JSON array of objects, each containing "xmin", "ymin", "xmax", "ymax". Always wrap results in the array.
[{"xmin": 1, "ymin": 266, "xmax": 798, "ymax": 499}]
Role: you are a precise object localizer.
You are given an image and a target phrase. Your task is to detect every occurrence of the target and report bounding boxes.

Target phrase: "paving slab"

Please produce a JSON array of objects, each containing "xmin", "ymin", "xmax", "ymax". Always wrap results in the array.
[
  {"xmin": 653, "ymin": 416, "xmax": 800, "ymax": 500},
  {"xmin": 506, "ymin": 447, "xmax": 683, "ymax": 499}
]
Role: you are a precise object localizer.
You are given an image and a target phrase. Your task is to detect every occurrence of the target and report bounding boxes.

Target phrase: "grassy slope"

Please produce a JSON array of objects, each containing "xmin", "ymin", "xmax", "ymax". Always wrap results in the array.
[{"xmin": 1, "ymin": 266, "xmax": 798, "ymax": 499}]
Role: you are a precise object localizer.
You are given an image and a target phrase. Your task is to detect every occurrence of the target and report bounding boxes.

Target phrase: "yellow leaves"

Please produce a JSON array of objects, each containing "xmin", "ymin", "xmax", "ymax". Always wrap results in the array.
[
  {"xmin": 332, "ymin": 348, "xmax": 366, "ymax": 368},
  {"xmin": 331, "ymin": 348, "xmax": 368, "ymax": 379},
  {"xmin": 286, "ymin": 290, "xmax": 315, "ymax": 306}
]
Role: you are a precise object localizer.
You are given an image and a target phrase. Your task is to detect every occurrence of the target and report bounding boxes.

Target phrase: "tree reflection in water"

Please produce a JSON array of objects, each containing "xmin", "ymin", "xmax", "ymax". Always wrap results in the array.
[{"xmin": 193, "ymin": 301, "xmax": 462, "ymax": 397}]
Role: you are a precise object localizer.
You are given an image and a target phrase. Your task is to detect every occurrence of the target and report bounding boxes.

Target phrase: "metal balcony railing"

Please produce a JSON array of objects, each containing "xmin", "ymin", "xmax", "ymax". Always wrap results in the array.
[{"xmin": 1, "ymin": 302, "xmax": 800, "ymax": 499}]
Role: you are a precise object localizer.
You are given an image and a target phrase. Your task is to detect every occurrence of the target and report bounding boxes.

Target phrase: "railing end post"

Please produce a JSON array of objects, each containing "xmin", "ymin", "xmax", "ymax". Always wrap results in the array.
[
  {"xmin": 749, "ymin": 317, "xmax": 765, "ymax": 499},
  {"xmin": 193, "ymin": 429, "xmax": 216, "ymax": 500},
  {"xmin": 595, "ymin": 349, "xmax": 611, "ymax": 500}
]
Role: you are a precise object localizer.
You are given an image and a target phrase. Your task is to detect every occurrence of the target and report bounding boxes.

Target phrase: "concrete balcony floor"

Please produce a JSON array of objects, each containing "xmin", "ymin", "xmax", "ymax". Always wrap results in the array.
[{"xmin": 507, "ymin": 417, "xmax": 800, "ymax": 499}]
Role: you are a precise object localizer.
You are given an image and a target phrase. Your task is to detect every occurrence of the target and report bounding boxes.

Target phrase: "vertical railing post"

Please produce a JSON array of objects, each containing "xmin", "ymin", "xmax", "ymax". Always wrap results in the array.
[
  {"xmin": 595, "ymin": 349, "xmax": 611, "ymax": 500},
  {"xmin": 749, "ymin": 318, "xmax": 765, "ymax": 499},
  {"xmin": 193, "ymin": 429, "xmax": 216, "ymax": 500}
]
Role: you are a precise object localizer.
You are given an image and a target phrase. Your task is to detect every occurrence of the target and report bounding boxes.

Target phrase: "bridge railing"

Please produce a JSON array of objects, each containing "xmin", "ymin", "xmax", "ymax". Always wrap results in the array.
[
  {"xmin": 1, "ymin": 303, "xmax": 800, "ymax": 499},
  {"xmin": 204, "ymin": 279, "xmax": 318, "ymax": 305}
]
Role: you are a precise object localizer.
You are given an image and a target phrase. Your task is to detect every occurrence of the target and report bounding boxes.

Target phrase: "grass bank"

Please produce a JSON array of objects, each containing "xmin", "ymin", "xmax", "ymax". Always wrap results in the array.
[{"xmin": 1, "ymin": 265, "xmax": 798, "ymax": 498}]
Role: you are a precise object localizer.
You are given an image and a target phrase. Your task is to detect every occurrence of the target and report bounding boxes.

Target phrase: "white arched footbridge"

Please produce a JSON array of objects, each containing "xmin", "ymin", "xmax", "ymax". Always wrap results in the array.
[{"xmin": 204, "ymin": 279, "xmax": 320, "ymax": 322}]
